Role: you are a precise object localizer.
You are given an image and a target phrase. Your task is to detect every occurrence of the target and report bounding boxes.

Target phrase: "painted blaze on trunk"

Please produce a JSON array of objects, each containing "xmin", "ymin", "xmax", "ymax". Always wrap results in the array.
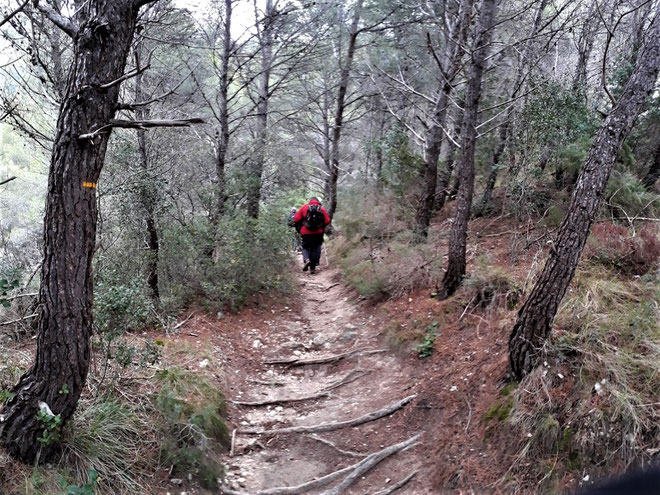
[
  {"xmin": 508, "ymin": 15, "xmax": 660, "ymax": 380},
  {"xmin": 0, "ymin": 0, "xmax": 148, "ymax": 463}
]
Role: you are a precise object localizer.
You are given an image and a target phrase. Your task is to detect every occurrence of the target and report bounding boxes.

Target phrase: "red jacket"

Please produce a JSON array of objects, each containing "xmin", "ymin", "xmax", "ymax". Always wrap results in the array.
[{"xmin": 293, "ymin": 200, "xmax": 331, "ymax": 235}]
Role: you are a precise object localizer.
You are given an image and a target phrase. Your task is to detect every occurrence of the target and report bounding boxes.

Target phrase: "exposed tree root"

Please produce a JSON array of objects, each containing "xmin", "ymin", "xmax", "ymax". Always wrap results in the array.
[
  {"xmin": 220, "ymin": 435, "xmax": 419, "ymax": 495},
  {"xmin": 309, "ymin": 434, "xmax": 364, "ymax": 457},
  {"xmin": 323, "ymin": 368, "xmax": 371, "ymax": 391},
  {"xmin": 247, "ymin": 378, "xmax": 286, "ymax": 387},
  {"xmin": 321, "ymin": 435, "xmax": 420, "ymax": 495},
  {"xmin": 240, "ymin": 394, "xmax": 416, "ymax": 435},
  {"xmin": 371, "ymin": 471, "xmax": 418, "ymax": 495},
  {"xmin": 264, "ymin": 348, "xmax": 386, "ymax": 366},
  {"xmin": 220, "ymin": 461, "xmax": 357, "ymax": 495},
  {"xmin": 233, "ymin": 369, "xmax": 370, "ymax": 407},
  {"xmin": 231, "ymin": 390, "xmax": 330, "ymax": 407}
]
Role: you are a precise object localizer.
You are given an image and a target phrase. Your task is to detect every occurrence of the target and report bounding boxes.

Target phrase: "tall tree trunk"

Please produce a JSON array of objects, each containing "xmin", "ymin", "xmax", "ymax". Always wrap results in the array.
[
  {"xmin": 571, "ymin": 2, "xmax": 599, "ymax": 93},
  {"xmin": 0, "ymin": 0, "xmax": 150, "ymax": 463},
  {"xmin": 435, "ymin": 109, "xmax": 463, "ymax": 210},
  {"xmin": 509, "ymin": 14, "xmax": 660, "ymax": 380},
  {"xmin": 247, "ymin": 0, "xmax": 273, "ymax": 219},
  {"xmin": 327, "ymin": 0, "xmax": 363, "ymax": 219},
  {"xmin": 414, "ymin": 0, "xmax": 474, "ymax": 238},
  {"xmin": 213, "ymin": 0, "xmax": 232, "ymax": 225},
  {"xmin": 134, "ymin": 45, "xmax": 160, "ymax": 305},
  {"xmin": 439, "ymin": 0, "xmax": 498, "ymax": 298},
  {"xmin": 642, "ymin": 139, "xmax": 660, "ymax": 191},
  {"xmin": 415, "ymin": 86, "xmax": 450, "ymax": 237},
  {"xmin": 476, "ymin": 0, "xmax": 547, "ymax": 216}
]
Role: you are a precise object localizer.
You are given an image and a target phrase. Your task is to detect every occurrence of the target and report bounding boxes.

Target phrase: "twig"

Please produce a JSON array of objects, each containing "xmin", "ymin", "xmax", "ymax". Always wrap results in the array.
[
  {"xmin": 264, "ymin": 349, "xmax": 386, "ymax": 366},
  {"xmin": 0, "ymin": 313, "xmax": 37, "ymax": 326},
  {"xmin": 309, "ymin": 434, "xmax": 364, "ymax": 457},
  {"xmin": 371, "ymin": 471, "xmax": 418, "ymax": 495},
  {"xmin": 173, "ymin": 312, "xmax": 194, "ymax": 331},
  {"xmin": 0, "ymin": 0, "xmax": 29, "ymax": 30},
  {"xmin": 230, "ymin": 428, "xmax": 237, "ymax": 457},
  {"xmin": 240, "ymin": 395, "xmax": 416, "ymax": 435},
  {"xmin": 324, "ymin": 283, "xmax": 341, "ymax": 291},
  {"xmin": 321, "ymin": 434, "xmax": 421, "ymax": 495},
  {"xmin": 0, "ymin": 176, "xmax": 17, "ymax": 186}
]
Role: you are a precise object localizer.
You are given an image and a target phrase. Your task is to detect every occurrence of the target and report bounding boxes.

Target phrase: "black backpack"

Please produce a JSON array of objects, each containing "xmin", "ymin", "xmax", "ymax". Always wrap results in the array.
[{"xmin": 303, "ymin": 204, "xmax": 325, "ymax": 230}]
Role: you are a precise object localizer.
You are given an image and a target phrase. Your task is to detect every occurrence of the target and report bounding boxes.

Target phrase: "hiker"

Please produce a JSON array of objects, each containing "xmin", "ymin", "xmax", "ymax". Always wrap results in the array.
[
  {"xmin": 292, "ymin": 197, "xmax": 331, "ymax": 274},
  {"xmin": 287, "ymin": 207, "xmax": 302, "ymax": 252}
]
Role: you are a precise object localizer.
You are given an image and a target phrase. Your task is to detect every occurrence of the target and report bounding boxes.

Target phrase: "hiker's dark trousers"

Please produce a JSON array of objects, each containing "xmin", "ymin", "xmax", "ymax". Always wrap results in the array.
[{"xmin": 302, "ymin": 234, "xmax": 323, "ymax": 269}]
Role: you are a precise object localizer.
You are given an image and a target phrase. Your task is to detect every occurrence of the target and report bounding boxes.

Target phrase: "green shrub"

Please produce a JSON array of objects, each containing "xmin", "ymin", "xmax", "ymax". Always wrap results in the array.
[
  {"xmin": 155, "ymin": 368, "xmax": 228, "ymax": 490},
  {"xmin": 60, "ymin": 399, "xmax": 153, "ymax": 493}
]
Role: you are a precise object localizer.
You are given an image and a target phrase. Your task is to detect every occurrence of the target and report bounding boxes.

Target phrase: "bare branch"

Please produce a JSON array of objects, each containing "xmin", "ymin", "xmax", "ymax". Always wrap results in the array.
[
  {"xmin": 32, "ymin": 0, "xmax": 77, "ymax": 37},
  {"xmin": 0, "ymin": 0, "xmax": 29, "ymax": 30},
  {"xmin": 0, "ymin": 176, "xmax": 17, "ymax": 187},
  {"xmin": 78, "ymin": 118, "xmax": 205, "ymax": 140}
]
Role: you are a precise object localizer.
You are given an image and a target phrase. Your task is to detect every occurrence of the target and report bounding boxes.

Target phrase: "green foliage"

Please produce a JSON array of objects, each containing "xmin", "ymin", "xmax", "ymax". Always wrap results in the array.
[
  {"xmin": 605, "ymin": 170, "xmax": 659, "ymax": 219},
  {"xmin": 484, "ymin": 399, "xmax": 513, "ymax": 422},
  {"xmin": 36, "ymin": 410, "xmax": 62, "ymax": 445},
  {"xmin": 0, "ymin": 277, "xmax": 20, "ymax": 308},
  {"xmin": 94, "ymin": 271, "xmax": 153, "ymax": 334},
  {"xmin": 416, "ymin": 322, "xmax": 438, "ymax": 358},
  {"xmin": 380, "ymin": 125, "xmax": 424, "ymax": 198},
  {"xmin": 161, "ymin": 212, "xmax": 292, "ymax": 313},
  {"xmin": 155, "ymin": 368, "xmax": 228, "ymax": 490},
  {"xmin": 58, "ymin": 470, "xmax": 99, "ymax": 495},
  {"xmin": 61, "ymin": 399, "xmax": 152, "ymax": 493}
]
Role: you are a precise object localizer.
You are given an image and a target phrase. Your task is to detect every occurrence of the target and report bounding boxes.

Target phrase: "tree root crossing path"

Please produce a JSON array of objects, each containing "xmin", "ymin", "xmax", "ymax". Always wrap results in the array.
[{"xmin": 220, "ymin": 266, "xmax": 426, "ymax": 494}]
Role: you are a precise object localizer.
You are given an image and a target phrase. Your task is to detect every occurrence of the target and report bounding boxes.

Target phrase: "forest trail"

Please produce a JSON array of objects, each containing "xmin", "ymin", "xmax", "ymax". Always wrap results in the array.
[{"xmin": 218, "ymin": 262, "xmax": 427, "ymax": 494}]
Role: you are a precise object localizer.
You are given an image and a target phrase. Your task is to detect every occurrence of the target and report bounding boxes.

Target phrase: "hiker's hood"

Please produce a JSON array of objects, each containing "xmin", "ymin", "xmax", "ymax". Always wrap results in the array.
[{"xmin": 309, "ymin": 199, "xmax": 321, "ymax": 206}]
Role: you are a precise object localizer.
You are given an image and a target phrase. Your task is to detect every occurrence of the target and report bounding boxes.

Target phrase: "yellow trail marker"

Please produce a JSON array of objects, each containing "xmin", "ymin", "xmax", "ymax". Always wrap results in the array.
[{"xmin": 82, "ymin": 181, "xmax": 97, "ymax": 189}]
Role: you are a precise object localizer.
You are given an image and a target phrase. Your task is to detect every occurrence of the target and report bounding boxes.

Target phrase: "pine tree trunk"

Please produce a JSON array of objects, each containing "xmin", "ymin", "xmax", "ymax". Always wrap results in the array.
[
  {"xmin": 327, "ymin": 0, "xmax": 363, "ymax": 219},
  {"xmin": 440, "ymin": 0, "xmax": 498, "ymax": 299},
  {"xmin": 214, "ymin": 0, "xmax": 232, "ymax": 224},
  {"xmin": 415, "ymin": 0, "xmax": 473, "ymax": 236},
  {"xmin": 135, "ymin": 43, "xmax": 160, "ymax": 305},
  {"xmin": 415, "ymin": 85, "xmax": 450, "ymax": 238},
  {"xmin": 247, "ymin": 0, "xmax": 273, "ymax": 219},
  {"xmin": 509, "ymin": 15, "xmax": 660, "ymax": 380},
  {"xmin": 0, "ymin": 0, "xmax": 149, "ymax": 464},
  {"xmin": 476, "ymin": 0, "xmax": 547, "ymax": 216},
  {"xmin": 435, "ymin": 109, "xmax": 463, "ymax": 210}
]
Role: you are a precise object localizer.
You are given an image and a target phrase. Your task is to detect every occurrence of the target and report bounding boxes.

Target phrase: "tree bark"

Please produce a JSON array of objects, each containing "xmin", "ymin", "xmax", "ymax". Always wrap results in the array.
[
  {"xmin": 0, "ymin": 0, "xmax": 152, "ymax": 463},
  {"xmin": 509, "ymin": 14, "xmax": 660, "ymax": 380},
  {"xmin": 247, "ymin": 0, "xmax": 274, "ymax": 219},
  {"xmin": 414, "ymin": 0, "xmax": 474, "ymax": 238},
  {"xmin": 327, "ymin": 0, "xmax": 363, "ymax": 219},
  {"xmin": 571, "ymin": 2, "xmax": 599, "ymax": 93},
  {"xmin": 134, "ymin": 43, "xmax": 160, "ymax": 305},
  {"xmin": 476, "ymin": 0, "xmax": 547, "ymax": 216},
  {"xmin": 440, "ymin": 0, "xmax": 498, "ymax": 299},
  {"xmin": 435, "ymin": 109, "xmax": 463, "ymax": 210},
  {"xmin": 214, "ymin": 0, "xmax": 232, "ymax": 224}
]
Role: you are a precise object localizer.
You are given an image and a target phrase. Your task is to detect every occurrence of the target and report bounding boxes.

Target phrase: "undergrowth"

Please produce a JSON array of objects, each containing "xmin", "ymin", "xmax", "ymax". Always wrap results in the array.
[
  {"xmin": 501, "ymin": 265, "xmax": 660, "ymax": 491},
  {"xmin": 332, "ymin": 188, "xmax": 444, "ymax": 300}
]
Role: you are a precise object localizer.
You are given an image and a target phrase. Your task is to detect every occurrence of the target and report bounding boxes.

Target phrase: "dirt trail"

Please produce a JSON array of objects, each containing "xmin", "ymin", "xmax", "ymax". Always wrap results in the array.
[{"xmin": 220, "ymin": 264, "xmax": 428, "ymax": 494}]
